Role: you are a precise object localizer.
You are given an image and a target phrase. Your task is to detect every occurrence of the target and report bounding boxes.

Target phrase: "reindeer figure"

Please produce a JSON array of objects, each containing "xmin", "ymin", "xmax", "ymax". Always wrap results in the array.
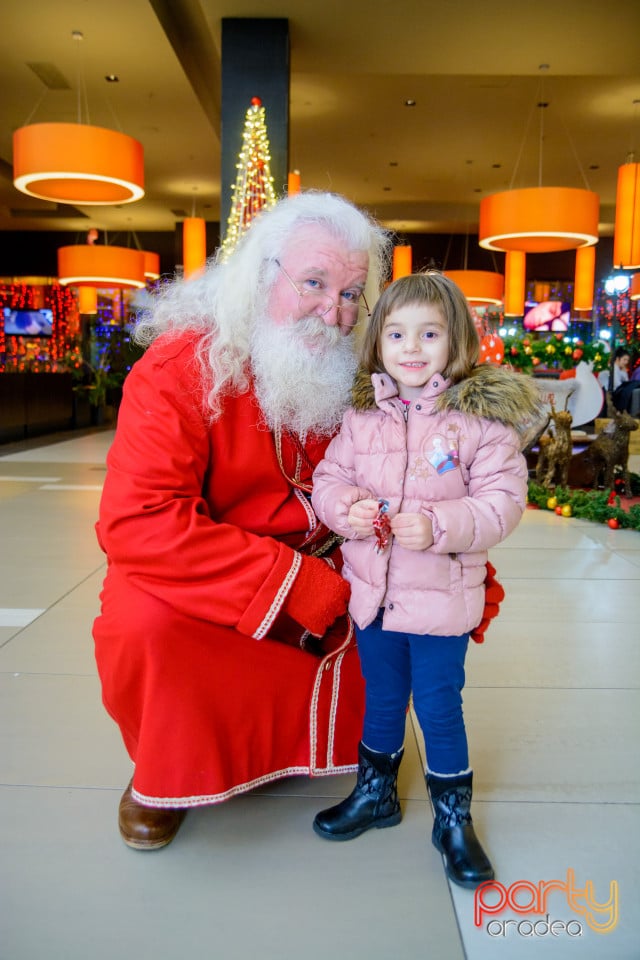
[
  {"xmin": 535, "ymin": 401, "xmax": 574, "ymax": 488},
  {"xmin": 586, "ymin": 409, "xmax": 639, "ymax": 494}
]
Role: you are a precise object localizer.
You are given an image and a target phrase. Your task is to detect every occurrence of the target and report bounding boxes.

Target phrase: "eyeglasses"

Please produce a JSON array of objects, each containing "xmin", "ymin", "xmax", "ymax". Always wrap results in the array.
[{"xmin": 274, "ymin": 259, "xmax": 370, "ymax": 326}]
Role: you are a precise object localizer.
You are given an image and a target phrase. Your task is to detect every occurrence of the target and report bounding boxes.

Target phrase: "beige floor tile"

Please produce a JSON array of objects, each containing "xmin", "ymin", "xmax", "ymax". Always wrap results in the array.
[
  {"xmin": 467, "ymin": 619, "xmax": 640, "ymax": 689},
  {"xmin": 449, "ymin": 801, "xmax": 639, "ymax": 960},
  {"xmin": 0, "ymin": 673, "xmax": 132, "ymax": 788},
  {"xmin": 0, "ymin": 785, "xmax": 464, "ymax": 960},
  {"xmin": 0, "ymin": 599, "xmax": 100, "ymax": 674},
  {"xmin": 463, "ymin": 688, "xmax": 640, "ymax": 803},
  {"xmin": 491, "ymin": 546, "xmax": 640, "ymax": 579},
  {"xmin": 496, "ymin": 577, "xmax": 640, "ymax": 623}
]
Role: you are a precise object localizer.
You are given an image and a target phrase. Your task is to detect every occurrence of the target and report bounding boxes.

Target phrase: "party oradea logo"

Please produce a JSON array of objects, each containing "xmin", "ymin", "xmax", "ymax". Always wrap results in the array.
[{"xmin": 474, "ymin": 869, "xmax": 618, "ymax": 938}]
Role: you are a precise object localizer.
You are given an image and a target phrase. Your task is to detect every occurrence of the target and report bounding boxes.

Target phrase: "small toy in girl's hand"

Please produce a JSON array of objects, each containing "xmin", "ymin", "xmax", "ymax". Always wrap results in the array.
[{"xmin": 373, "ymin": 499, "xmax": 391, "ymax": 553}]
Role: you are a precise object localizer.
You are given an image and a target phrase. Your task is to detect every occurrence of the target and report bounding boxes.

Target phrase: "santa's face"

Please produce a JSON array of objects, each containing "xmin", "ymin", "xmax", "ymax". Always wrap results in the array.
[{"xmin": 266, "ymin": 224, "xmax": 369, "ymax": 340}]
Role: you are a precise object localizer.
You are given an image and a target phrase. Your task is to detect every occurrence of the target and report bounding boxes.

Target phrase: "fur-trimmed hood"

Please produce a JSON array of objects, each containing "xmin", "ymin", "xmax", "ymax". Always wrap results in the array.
[{"xmin": 351, "ymin": 363, "xmax": 546, "ymax": 437}]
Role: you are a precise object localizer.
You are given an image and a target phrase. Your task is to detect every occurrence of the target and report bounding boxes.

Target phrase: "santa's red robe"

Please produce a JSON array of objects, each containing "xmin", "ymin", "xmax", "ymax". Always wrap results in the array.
[{"xmin": 93, "ymin": 333, "xmax": 365, "ymax": 808}]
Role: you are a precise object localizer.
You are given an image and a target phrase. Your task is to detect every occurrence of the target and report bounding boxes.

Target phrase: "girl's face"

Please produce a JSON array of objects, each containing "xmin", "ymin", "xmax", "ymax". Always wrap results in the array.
[{"xmin": 379, "ymin": 302, "xmax": 449, "ymax": 400}]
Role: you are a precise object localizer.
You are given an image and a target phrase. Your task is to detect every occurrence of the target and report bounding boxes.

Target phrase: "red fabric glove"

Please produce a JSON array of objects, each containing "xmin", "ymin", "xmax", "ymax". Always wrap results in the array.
[
  {"xmin": 471, "ymin": 561, "xmax": 505, "ymax": 644},
  {"xmin": 282, "ymin": 554, "xmax": 351, "ymax": 638}
]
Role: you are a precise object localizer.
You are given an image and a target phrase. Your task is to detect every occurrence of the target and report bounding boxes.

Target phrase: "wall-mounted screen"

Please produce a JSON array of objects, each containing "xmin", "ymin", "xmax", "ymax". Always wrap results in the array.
[
  {"xmin": 523, "ymin": 300, "xmax": 571, "ymax": 333},
  {"xmin": 3, "ymin": 308, "xmax": 53, "ymax": 336}
]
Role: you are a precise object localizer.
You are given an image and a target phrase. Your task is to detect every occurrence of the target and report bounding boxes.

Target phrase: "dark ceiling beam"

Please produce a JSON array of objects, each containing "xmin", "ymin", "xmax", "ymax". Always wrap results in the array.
[{"xmin": 149, "ymin": 0, "xmax": 221, "ymax": 137}]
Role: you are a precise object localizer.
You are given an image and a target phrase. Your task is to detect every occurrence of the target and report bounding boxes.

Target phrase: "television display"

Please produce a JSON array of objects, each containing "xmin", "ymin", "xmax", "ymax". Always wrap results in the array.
[
  {"xmin": 3, "ymin": 308, "xmax": 53, "ymax": 336},
  {"xmin": 523, "ymin": 300, "xmax": 570, "ymax": 333}
]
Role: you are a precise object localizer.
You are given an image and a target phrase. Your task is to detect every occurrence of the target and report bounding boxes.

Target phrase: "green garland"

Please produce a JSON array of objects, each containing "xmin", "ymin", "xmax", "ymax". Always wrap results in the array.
[
  {"xmin": 501, "ymin": 333, "xmax": 610, "ymax": 374},
  {"xmin": 527, "ymin": 478, "xmax": 640, "ymax": 531}
]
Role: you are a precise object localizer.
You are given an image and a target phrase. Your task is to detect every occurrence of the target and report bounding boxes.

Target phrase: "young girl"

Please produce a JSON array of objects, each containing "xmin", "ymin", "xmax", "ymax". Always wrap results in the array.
[{"xmin": 310, "ymin": 271, "xmax": 543, "ymax": 889}]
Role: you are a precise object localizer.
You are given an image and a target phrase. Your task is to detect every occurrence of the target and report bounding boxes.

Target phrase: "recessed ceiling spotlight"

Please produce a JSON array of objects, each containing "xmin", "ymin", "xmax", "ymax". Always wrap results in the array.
[
  {"xmin": 492, "ymin": 163, "xmax": 502, "ymax": 169},
  {"xmin": 589, "ymin": 164, "xmax": 600, "ymax": 170},
  {"xmin": 389, "ymin": 161, "xmax": 398, "ymax": 167},
  {"xmin": 105, "ymin": 74, "xmax": 119, "ymax": 82},
  {"xmin": 383, "ymin": 186, "xmax": 392, "ymax": 191},
  {"xmin": 404, "ymin": 99, "xmax": 416, "ymax": 107}
]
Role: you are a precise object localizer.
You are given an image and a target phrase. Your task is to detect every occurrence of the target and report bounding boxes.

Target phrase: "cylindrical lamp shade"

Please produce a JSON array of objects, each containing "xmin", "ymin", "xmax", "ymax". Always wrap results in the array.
[
  {"xmin": 573, "ymin": 245, "xmax": 596, "ymax": 312},
  {"xmin": 504, "ymin": 251, "xmax": 526, "ymax": 317},
  {"xmin": 613, "ymin": 162, "xmax": 640, "ymax": 270},
  {"xmin": 143, "ymin": 251, "xmax": 160, "ymax": 280},
  {"xmin": 392, "ymin": 245, "xmax": 412, "ymax": 280},
  {"xmin": 287, "ymin": 170, "xmax": 301, "ymax": 195},
  {"xmin": 183, "ymin": 218, "xmax": 207, "ymax": 280},
  {"xmin": 479, "ymin": 187, "xmax": 599, "ymax": 253},
  {"xmin": 630, "ymin": 273, "xmax": 640, "ymax": 301},
  {"xmin": 58, "ymin": 245, "xmax": 146, "ymax": 289},
  {"xmin": 443, "ymin": 270, "xmax": 504, "ymax": 306},
  {"xmin": 77, "ymin": 286, "xmax": 98, "ymax": 314},
  {"xmin": 13, "ymin": 123, "xmax": 144, "ymax": 204}
]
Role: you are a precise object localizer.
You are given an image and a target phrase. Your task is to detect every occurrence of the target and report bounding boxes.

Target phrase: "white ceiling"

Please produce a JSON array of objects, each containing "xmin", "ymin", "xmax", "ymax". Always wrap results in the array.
[{"xmin": 1, "ymin": 0, "xmax": 639, "ymax": 244}]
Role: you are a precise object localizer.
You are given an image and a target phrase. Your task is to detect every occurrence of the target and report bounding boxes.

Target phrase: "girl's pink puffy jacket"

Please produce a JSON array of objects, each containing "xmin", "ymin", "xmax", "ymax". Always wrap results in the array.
[{"xmin": 312, "ymin": 364, "xmax": 544, "ymax": 637}]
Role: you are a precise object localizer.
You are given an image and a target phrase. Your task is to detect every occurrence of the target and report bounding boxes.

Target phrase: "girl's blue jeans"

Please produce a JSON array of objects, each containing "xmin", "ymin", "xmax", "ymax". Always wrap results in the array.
[{"xmin": 355, "ymin": 610, "xmax": 470, "ymax": 774}]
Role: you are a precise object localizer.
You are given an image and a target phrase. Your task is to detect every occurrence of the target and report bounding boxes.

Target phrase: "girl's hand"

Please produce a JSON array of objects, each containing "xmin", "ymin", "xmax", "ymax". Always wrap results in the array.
[
  {"xmin": 390, "ymin": 512, "xmax": 434, "ymax": 550},
  {"xmin": 347, "ymin": 496, "xmax": 379, "ymax": 537}
]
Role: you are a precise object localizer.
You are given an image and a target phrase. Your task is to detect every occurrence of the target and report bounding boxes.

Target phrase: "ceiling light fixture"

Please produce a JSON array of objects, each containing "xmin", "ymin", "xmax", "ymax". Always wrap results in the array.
[
  {"xmin": 12, "ymin": 31, "xmax": 144, "ymax": 205},
  {"xmin": 479, "ymin": 185, "xmax": 599, "ymax": 254},
  {"xmin": 613, "ymin": 99, "xmax": 640, "ymax": 270},
  {"xmin": 183, "ymin": 189, "xmax": 206, "ymax": 280},
  {"xmin": 58, "ymin": 244, "xmax": 146, "ymax": 288},
  {"xmin": 573, "ymin": 246, "xmax": 596, "ymax": 312},
  {"xmin": 613, "ymin": 148, "xmax": 640, "ymax": 269},
  {"xmin": 287, "ymin": 170, "xmax": 301, "ymax": 195},
  {"xmin": 444, "ymin": 162, "xmax": 504, "ymax": 307},
  {"xmin": 444, "ymin": 270, "xmax": 504, "ymax": 306},
  {"xmin": 478, "ymin": 67, "xmax": 599, "ymax": 315},
  {"xmin": 143, "ymin": 251, "xmax": 160, "ymax": 280},
  {"xmin": 392, "ymin": 245, "xmax": 412, "ymax": 279}
]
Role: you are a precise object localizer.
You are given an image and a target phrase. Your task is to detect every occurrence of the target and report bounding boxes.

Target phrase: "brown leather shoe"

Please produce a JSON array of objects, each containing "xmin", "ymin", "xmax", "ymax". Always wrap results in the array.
[{"xmin": 118, "ymin": 780, "xmax": 186, "ymax": 850}]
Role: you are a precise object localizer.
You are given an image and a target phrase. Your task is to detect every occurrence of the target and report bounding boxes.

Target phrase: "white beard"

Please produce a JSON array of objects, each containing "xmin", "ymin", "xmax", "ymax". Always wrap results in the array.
[{"xmin": 250, "ymin": 313, "xmax": 358, "ymax": 437}]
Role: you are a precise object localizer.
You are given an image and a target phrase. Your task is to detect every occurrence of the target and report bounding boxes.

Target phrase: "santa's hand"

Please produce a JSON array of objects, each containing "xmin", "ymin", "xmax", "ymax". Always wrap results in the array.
[{"xmin": 283, "ymin": 554, "xmax": 350, "ymax": 636}]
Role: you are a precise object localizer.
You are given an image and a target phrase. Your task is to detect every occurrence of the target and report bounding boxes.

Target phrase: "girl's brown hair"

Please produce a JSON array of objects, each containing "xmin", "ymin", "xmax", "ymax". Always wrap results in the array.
[{"xmin": 359, "ymin": 271, "xmax": 480, "ymax": 383}]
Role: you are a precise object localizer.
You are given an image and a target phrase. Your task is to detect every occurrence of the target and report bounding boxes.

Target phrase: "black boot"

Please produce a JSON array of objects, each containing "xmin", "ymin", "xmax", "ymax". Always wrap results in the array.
[
  {"xmin": 427, "ymin": 771, "xmax": 494, "ymax": 889},
  {"xmin": 313, "ymin": 741, "xmax": 403, "ymax": 841}
]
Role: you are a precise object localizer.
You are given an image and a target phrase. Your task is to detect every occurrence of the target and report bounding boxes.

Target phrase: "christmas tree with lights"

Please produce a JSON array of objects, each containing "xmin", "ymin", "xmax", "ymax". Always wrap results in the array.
[{"xmin": 220, "ymin": 97, "xmax": 277, "ymax": 259}]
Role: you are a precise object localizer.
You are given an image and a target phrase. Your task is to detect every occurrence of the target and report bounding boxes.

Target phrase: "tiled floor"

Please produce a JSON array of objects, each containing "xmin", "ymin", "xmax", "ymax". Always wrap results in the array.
[{"xmin": 1, "ymin": 429, "xmax": 638, "ymax": 960}]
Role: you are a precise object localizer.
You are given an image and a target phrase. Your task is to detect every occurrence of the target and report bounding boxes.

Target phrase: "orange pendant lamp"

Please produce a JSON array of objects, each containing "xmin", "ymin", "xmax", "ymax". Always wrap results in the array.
[
  {"xmin": 630, "ymin": 273, "xmax": 640, "ymax": 301},
  {"xmin": 479, "ymin": 187, "xmax": 599, "ymax": 254},
  {"xmin": 13, "ymin": 123, "xmax": 144, "ymax": 205},
  {"xmin": 392, "ymin": 245, "xmax": 413, "ymax": 280},
  {"xmin": 504, "ymin": 251, "xmax": 526, "ymax": 317},
  {"xmin": 77, "ymin": 286, "xmax": 98, "ymax": 314},
  {"xmin": 573, "ymin": 245, "xmax": 596, "ymax": 312},
  {"xmin": 58, "ymin": 245, "xmax": 146, "ymax": 289},
  {"xmin": 182, "ymin": 218, "xmax": 207, "ymax": 280},
  {"xmin": 143, "ymin": 251, "xmax": 160, "ymax": 280},
  {"xmin": 613, "ymin": 161, "xmax": 640, "ymax": 269},
  {"xmin": 287, "ymin": 170, "xmax": 301, "ymax": 195},
  {"xmin": 443, "ymin": 270, "xmax": 504, "ymax": 306}
]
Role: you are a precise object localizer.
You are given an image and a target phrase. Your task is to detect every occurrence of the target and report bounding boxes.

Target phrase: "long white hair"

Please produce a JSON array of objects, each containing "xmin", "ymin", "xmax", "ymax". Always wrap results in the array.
[{"xmin": 133, "ymin": 191, "xmax": 392, "ymax": 418}]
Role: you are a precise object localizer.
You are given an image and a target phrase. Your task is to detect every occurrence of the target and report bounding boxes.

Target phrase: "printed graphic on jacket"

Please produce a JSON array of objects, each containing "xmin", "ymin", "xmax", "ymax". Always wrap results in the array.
[{"xmin": 409, "ymin": 424, "xmax": 462, "ymax": 480}]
